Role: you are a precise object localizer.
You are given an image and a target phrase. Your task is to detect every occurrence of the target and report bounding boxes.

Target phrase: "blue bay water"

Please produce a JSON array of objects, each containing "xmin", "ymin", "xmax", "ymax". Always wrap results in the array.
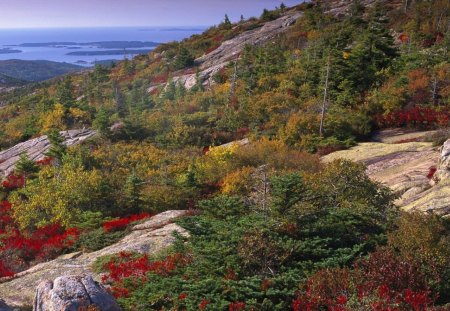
[{"xmin": 0, "ymin": 27, "xmax": 206, "ymax": 66}]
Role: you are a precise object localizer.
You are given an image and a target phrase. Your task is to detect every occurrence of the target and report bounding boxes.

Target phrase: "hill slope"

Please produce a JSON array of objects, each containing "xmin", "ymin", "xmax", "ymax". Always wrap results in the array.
[{"xmin": 0, "ymin": 59, "xmax": 84, "ymax": 82}]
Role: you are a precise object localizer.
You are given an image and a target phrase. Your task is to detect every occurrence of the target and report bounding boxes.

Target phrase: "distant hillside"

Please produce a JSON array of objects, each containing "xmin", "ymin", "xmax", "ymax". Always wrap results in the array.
[
  {"xmin": 0, "ymin": 72, "xmax": 26, "ymax": 87},
  {"xmin": 0, "ymin": 60, "xmax": 84, "ymax": 82}
]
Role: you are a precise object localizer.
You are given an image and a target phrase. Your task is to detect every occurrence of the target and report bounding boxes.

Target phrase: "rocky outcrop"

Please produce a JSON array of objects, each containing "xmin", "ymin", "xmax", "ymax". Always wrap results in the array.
[
  {"xmin": 0, "ymin": 210, "xmax": 190, "ymax": 308},
  {"xmin": 170, "ymin": 10, "xmax": 302, "ymax": 90},
  {"xmin": 34, "ymin": 275, "xmax": 120, "ymax": 311},
  {"xmin": 0, "ymin": 129, "xmax": 96, "ymax": 177},
  {"xmin": 196, "ymin": 11, "xmax": 302, "ymax": 71},
  {"xmin": 314, "ymin": 0, "xmax": 403, "ymax": 17},
  {"xmin": 322, "ymin": 130, "xmax": 448, "ymax": 215}
]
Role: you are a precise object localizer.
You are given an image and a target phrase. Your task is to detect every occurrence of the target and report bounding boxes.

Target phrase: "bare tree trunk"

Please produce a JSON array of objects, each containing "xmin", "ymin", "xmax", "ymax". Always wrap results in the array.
[
  {"xmin": 319, "ymin": 57, "xmax": 331, "ymax": 137},
  {"xmin": 228, "ymin": 60, "xmax": 239, "ymax": 106},
  {"xmin": 431, "ymin": 76, "xmax": 438, "ymax": 105}
]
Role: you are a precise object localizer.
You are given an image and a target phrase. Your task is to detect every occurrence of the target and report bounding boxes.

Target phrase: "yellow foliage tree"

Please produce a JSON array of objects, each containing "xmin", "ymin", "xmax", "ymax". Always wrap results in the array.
[
  {"xmin": 41, "ymin": 103, "xmax": 67, "ymax": 132},
  {"xmin": 10, "ymin": 162, "xmax": 104, "ymax": 229}
]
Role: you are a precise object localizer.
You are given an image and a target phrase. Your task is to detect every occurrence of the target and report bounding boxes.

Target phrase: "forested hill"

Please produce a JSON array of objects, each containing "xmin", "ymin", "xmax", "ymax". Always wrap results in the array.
[{"xmin": 0, "ymin": 0, "xmax": 450, "ymax": 310}]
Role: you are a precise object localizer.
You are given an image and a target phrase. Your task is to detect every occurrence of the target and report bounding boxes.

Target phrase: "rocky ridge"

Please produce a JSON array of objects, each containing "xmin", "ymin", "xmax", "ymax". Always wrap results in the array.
[
  {"xmin": 0, "ymin": 210, "xmax": 190, "ymax": 308},
  {"xmin": 0, "ymin": 129, "xmax": 96, "ymax": 177},
  {"xmin": 323, "ymin": 129, "xmax": 450, "ymax": 216},
  {"xmin": 169, "ymin": 10, "xmax": 303, "ymax": 90}
]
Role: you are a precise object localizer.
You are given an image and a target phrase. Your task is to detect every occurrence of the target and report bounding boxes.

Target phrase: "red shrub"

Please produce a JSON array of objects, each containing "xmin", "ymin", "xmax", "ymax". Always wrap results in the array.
[
  {"xmin": 101, "ymin": 251, "xmax": 189, "ymax": 298},
  {"xmin": 291, "ymin": 248, "xmax": 435, "ymax": 310},
  {"xmin": 229, "ymin": 301, "xmax": 246, "ymax": 311},
  {"xmin": 102, "ymin": 213, "xmax": 151, "ymax": 232},
  {"xmin": 2, "ymin": 174, "xmax": 25, "ymax": 190},
  {"xmin": 224, "ymin": 267, "xmax": 238, "ymax": 281},
  {"xmin": 199, "ymin": 299, "xmax": 210, "ymax": 310},
  {"xmin": 375, "ymin": 107, "xmax": 450, "ymax": 129},
  {"xmin": 0, "ymin": 222, "xmax": 79, "ymax": 276},
  {"xmin": 35, "ymin": 156, "xmax": 53, "ymax": 166},
  {"xmin": 0, "ymin": 260, "xmax": 14, "ymax": 278},
  {"xmin": 427, "ymin": 166, "xmax": 437, "ymax": 179}
]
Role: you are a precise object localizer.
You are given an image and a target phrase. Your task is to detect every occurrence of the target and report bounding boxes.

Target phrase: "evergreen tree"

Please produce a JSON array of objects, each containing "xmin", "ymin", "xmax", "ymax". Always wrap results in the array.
[
  {"xmin": 175, "ymin": 81, "xmax": 187, "ymax": 99},
  {"xmin": 163, "ymin": 79, "xmax": 177, "ymax": 100},
  {"xmin": 191, "ymin": 70, "xmax": 204, "ymax": 93},
  {"xmin": 174, "ymin": 47, "xmax": 194, "ymax": 70},
  {"xmin": 45, "ymin": 129, "xmax": 67, "ymax": 165},
  {"xmin": 57, "ymin": 76, "xmax": 75, "ymax": 108},
  {"xmin": 280, "ymin": 2, "xmax": 286, "ymax": 12},
  {"xmin": 92, "ymin": 108, "xmax": 111, "ymax": 137},
  {"xmin": 15, "ymin": 153, "xmax": 39, "ymax": 178},
  {"xmin": 341, "ymin": 4, "xmax": 398, "ymax": 98},
  {"xmin": 224, "ymin": 14, "xmax": 232, "ymax": 26},
  {"xmin": 124, "ymin": 171, "xmax": 143, "ymax": 211}
]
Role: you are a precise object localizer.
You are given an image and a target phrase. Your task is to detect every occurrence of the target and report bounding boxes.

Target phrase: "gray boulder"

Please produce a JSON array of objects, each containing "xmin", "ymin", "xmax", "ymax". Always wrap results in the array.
[{"xmin": 33, "ymin": 275, "xmax": 120, "ymax": 311}]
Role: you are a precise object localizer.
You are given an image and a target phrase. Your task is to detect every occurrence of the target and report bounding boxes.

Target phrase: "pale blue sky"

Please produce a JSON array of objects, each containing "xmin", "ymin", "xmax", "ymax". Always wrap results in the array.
[{"xmin": 0, "ymin": 0, "xmax": 304, "ymax": 28}]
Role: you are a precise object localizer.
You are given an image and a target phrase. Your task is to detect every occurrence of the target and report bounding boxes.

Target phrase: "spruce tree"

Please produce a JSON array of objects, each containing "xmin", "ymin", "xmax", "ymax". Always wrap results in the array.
[
  {"xmin": 15, "ymin": 153, "xmax": 39, "ymax": 178},
  {"xmin": 174, "ymin": 47, "xmax": 194, "ymax": 70},
  {"xmin": 45, "ymin": 129, "xmax": 67, "ymax": 165},
  {"xmin": 57, "ymin": 76, "xmax": 75, "ymax": 108},
  {"xmin": 124, "ymin": 171, "xmax": 143, "ymax": 211},
  {"xmin": 224, "ymin": 14, "xmax": 232, "ymax": 26}
]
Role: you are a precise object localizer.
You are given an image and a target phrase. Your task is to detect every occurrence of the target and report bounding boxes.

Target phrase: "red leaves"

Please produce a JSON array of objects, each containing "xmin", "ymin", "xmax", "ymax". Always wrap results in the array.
[
  {"xmin": 0, "ymin": 217, "xmax": 79, "ymax": 277},
  {"xmin": 35, "ymin": 156, "xmax": 53, "ymax": 166},
  {"xmin": 375, "ymin": 107, "xmax": 450, "ymax": 129},
  {"xmin": 228, "ymin": 301, "xmax": 246, "ymax": 311},
  {"xmin": 102, "ymin": 213, "xmax": 151, "ymax": 232},
  {"xmin": 2, "ymin": 174, "xmax": 25, "ymax": 190},
  {"xmin": 0, "ymin": 260, "xmax": 14, "ymax": 278},
  {"xmin": 199, "ymin": 299, "xmax": 210, "ymax": 310},
  {"xmin": 224, "ymin": 267, "xmax": 238, "ymax": 281},
  {"xmin": 101, "ymin": 252, "xmax": 189, "ymax": 298},
  {"xmin": 427, "ymin": 166, "xmax": 437, "ymax": 179},
  {"xmin": 291, "ymin": 248, "xmax": 435, "ymax": 310}
]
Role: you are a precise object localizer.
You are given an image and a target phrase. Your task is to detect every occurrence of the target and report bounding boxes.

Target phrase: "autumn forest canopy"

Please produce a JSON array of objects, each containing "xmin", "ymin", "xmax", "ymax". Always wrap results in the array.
[{"xmin": 0, "ymin": 0, "xmax": 450, "ymax": 310}]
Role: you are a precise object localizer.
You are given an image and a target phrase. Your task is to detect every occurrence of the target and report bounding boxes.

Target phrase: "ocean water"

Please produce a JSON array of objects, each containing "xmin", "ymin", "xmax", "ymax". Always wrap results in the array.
[{"xmin": 0, "ymin": 27, "xmax": 206, "ymax": 66}]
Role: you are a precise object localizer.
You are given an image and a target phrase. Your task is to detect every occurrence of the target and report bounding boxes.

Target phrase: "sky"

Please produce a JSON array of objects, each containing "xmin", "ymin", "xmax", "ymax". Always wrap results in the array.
[{"xmin": 0, "ymin": 0, "xmax": 304, "ymax": 29}]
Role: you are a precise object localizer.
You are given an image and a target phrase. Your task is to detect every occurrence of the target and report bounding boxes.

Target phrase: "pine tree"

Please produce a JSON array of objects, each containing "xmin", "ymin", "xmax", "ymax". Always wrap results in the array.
[
  {"xmin": 163, "ymin": 78, "xmax": 177, "ymax": 100},
  {"xmin": 15, "ymin": 153, "xmax": 39, "ymax": 179},
  {"xmin": 57, "ymin": 76, "xmax": 75, "ymax": 108},
  {"xmin": 45, "ymin": 129, "xmax": 67, "ymax": 165},
  {"xmin": 175, "ymin": 81, "xmax": 187, "ymax": 99},
  {"xmin": 343, "ymin": 4, "xmax": 398, "ymax": 96},
  {"xmin": 174, "ymin": 47, "xmax": 194, "ymax": 70},
  {"xmin": 93, "ymin": 108, "xmax": 111, "ymax": 137},
  {"xmin": 124, "ymin": 171, "xmax": 143, "ymax": 211},
  {"xmin": 224, "ymin": 14, "xmax": 232, "ymax": 26}
]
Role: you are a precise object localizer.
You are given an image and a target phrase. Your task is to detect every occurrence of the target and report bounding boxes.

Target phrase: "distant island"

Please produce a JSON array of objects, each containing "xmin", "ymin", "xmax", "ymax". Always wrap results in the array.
[
  {"xmin": 0, "ymin": 48, "xmax": 22, "ymax": 54},
  {"xmin": 18, "ymin": 41, "xmax": 159, "ymax": 49},
  {"xmin": 66, "ymin": 49, "xmax": 154, "ymax": 56}
]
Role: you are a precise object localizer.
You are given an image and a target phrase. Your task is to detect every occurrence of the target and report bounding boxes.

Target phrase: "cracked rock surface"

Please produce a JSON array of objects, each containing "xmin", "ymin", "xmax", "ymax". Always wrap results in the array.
[
  {"xmin": 0, "ymin": 210, "xmax": 190, "ymax": 308},
  {"xmin": 0, "ymin": 129, "xmax": 96, "ymax": 177},
  {"xmin": 33, "ymin": 275, "xmax": 120, "ymax": 311}
]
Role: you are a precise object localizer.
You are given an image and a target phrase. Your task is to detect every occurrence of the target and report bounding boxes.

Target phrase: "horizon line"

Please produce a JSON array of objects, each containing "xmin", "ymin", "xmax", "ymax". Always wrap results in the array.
[{"xmin": 0, "ymin": 25, "xmax": 211, "ymax": 30}]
